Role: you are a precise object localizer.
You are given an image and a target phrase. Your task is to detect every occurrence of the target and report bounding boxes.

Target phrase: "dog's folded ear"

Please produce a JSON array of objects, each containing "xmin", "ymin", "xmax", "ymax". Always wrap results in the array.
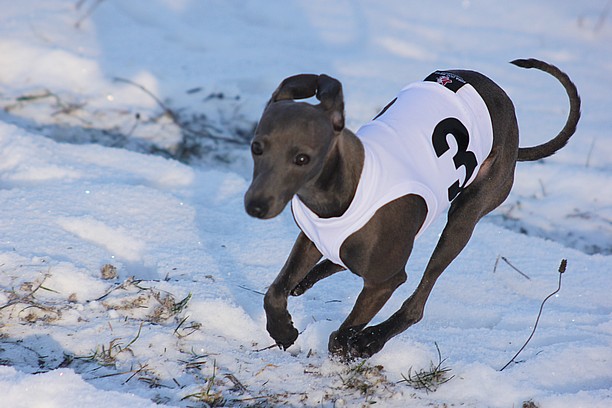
[
  {"xmin": 270, "ymin": 74, "xmax": 320, "ymax": 102},
  {"xmin": 317, "ymin": 74, "xmax": 345, "ymax": 132},
  {"xmin": 268, "ymin": 74, "xmax": 345, "ymax": 133}
]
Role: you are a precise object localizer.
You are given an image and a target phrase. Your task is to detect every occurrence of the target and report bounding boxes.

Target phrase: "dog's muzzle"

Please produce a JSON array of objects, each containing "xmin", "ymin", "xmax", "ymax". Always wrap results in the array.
[{"xmin": 245, "ymin": 200, "xmax": 270, "ymax": 219}]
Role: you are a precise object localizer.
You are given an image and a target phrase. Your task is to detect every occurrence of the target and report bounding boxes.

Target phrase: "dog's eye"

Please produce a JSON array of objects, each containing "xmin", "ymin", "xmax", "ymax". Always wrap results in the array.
[
  {"xmin": 294, "ymin": 153, "xmax": 310, "ymax": 166},
  {"xmin": 251, "ymin": 141, "xmax": 264, "ymax": 156}
]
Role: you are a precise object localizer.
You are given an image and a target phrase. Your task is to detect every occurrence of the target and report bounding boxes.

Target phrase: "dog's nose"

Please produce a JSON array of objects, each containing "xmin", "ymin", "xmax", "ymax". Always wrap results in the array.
[{"xmin": 245, "ymin": 201, "xmax": 269, "ymax": 219}]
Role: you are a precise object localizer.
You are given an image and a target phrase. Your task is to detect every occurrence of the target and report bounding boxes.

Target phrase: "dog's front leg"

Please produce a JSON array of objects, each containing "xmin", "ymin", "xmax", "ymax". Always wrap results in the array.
[
  {"xmin": 290, "ymin": 260, "xmax": 346, "ymax": 296},
  {"xmin": 264, "ymin": 232, "xmax": 322, "ymax": 349}
]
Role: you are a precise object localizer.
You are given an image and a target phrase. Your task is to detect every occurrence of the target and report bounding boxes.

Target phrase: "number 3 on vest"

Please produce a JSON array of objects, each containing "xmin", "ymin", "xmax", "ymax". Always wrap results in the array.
[{"xmin": 432, "ymin": 118, "xmax": 478, "ymax": 202}]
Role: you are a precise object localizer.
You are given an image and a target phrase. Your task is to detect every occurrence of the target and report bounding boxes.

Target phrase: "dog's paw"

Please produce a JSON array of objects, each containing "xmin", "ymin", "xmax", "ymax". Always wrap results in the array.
[
  {"xmin": 328, "ymin": 328, "xmax": 368, "ymax": 360},
  {"xmin": 346, "ymin": 328, "xmax": 386, "ymax": 358},
  {"xmin": 267, "ymin": 320, "xmax": 299, "ymax": 350},
  {"xmin": 289, "ymin": 282, "xmax": 307, "ymax": 297},
  {"xmin": 328, "ymin": 329, "xmax": 353, "ymax": 359},
  {"xmin": 328, "ymin": 327, "xmax": 386, "ymax": 359},
  {"xmin": 289, "ymin": 285, "xmax": 304, "ymax": 297},
  {"xmin": 290, "ymin": 277, "xmax": 315, "ymax": 297}
]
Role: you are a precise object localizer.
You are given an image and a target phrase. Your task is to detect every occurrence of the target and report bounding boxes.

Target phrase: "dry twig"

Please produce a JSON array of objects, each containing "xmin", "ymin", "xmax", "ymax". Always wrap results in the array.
[{"xmin": 500, "ymin": 259, "xmax": 567, "ymax": 371}]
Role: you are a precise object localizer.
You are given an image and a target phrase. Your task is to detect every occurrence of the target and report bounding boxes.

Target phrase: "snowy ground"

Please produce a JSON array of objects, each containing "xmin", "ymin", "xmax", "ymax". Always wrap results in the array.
[{"xmin": 0, "ymin": 1, "xmax": 610, "ymax": 407}]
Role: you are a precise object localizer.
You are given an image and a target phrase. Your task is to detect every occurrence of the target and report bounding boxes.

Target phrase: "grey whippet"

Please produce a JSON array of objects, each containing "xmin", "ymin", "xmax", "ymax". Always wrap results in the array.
[{"xmin": 244, "ymin": 58, "xmax": 580, "ymax": 358}]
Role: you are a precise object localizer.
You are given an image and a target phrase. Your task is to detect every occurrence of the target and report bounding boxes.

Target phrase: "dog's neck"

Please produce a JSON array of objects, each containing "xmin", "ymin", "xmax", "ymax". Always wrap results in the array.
[{"xmin": 297, "ymin": 129, "xmax": 364, "ymax": 218}]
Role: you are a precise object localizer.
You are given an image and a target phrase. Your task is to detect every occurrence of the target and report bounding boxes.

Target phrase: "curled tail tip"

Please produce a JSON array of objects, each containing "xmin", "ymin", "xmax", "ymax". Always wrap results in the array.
[
  {"xmin": 513, "ymin": 58, "xmax": 581, "ymax": 162},
  {"xmin": 510, "ymin": 58, "xmax": 537, "ymax": 69}
]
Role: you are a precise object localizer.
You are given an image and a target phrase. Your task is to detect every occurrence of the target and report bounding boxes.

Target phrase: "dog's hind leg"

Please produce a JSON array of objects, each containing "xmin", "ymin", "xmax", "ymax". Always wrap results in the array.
[
  {"xmin": 328, "ymin": 270, "xmax": 407, "ymax": 356},
  {"xmin": 290, "ymin": 260, "xmax": 346, "ymax": 296},
  {"xmin": 346, "ymin": 151, "xmax": 515, "ymax": 358},
  {"xmin": 324, "ymin": 195, "xmax": 426, "ymax": 357}
]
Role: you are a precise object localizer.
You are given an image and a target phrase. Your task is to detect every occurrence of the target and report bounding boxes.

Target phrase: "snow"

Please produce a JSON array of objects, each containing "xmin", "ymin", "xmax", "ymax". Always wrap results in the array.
[{"xmin": 0, "ymin": 0, "xmax": 610, "ymax": 406}]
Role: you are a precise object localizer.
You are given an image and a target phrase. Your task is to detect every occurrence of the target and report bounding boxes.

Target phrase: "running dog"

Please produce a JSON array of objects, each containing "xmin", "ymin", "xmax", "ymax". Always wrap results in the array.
[{"xmin": 244, "ymin": 59, "xmax": 580, "ymax": 358}]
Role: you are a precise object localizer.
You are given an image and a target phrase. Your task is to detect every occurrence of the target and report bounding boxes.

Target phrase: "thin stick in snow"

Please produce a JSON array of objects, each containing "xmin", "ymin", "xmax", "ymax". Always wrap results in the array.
[
  {"xmin": 500, "ymin": 259, "xmax": 567, "ymax": 371},
  {"xmin": 494, "ymin": 255, "xmax": 531, "ymax": 280}
]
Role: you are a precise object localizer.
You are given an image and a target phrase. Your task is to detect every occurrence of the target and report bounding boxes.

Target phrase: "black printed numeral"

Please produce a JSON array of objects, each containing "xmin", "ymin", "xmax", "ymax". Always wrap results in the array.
[{"xmin": 432, "ymin": 118, "xmax": 477, "ymax": 201}]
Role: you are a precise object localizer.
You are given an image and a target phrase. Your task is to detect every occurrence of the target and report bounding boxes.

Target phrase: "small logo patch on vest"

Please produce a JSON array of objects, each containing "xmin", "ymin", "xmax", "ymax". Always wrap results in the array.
[{"xmin": 424, "ymin": 71, "xmax": 467, "ymax": 92}]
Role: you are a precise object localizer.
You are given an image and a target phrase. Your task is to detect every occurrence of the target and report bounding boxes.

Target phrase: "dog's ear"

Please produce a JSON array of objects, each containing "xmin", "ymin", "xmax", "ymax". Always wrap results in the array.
[
  {"xmin": 269, "ymin": 74, "xmax": 320, "ymax": 103},
  {"xmin": 316, "ymin": 74, "xmax": 344, "ymax": 132},
  {"xmin": 268, "ymin": 74, "xmax": 345, "ymax": 133}
]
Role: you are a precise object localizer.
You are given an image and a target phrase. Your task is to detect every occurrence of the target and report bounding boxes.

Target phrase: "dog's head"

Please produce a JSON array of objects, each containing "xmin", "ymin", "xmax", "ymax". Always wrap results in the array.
[{"xmin": 244, "ymin": 74, "xmax": 345, "ymax": 219}]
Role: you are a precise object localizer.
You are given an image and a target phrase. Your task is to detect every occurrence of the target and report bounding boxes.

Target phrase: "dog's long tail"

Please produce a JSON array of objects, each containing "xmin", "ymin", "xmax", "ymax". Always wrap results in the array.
[{"xmin": 511, "ymin": 58, "xmax": 581, "ymax": 162}]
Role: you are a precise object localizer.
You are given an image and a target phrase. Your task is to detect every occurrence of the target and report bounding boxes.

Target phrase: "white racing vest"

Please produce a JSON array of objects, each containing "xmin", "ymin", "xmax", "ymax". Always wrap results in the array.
[{"xmin": 291, "ymin": 72, "xmax": 494, "ymax": 268}]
